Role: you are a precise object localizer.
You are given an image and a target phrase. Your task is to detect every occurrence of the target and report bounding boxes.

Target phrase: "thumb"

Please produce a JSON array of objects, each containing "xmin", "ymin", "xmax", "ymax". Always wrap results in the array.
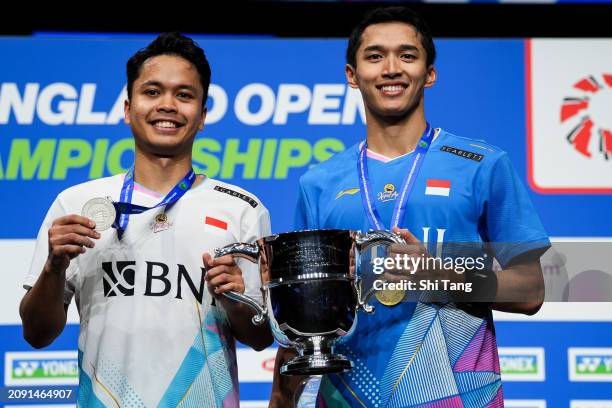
[
  {"xmin": 392, "ymin": 226, "xmax": 420, "ymax": 243},
  {"xmin": 202, "ymin": 252, "xmax": 214, "ymax": 268}
]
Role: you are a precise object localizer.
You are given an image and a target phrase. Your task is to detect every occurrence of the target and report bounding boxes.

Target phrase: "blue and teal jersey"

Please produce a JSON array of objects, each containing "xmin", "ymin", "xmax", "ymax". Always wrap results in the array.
[{"xmin": 295, "ymin": 129, "xmax": 550, "ymax": 408}]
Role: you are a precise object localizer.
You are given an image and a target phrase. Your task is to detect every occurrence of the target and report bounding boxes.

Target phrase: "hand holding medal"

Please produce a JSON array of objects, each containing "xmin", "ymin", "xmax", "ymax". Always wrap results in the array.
[
  {"xmin": 375, "ymin": 228, "xmax": 429, "ymax": 306},
  {"xmin": 45, "ymin": 214, "xmax": 101, "ymax": 275},
  {"xmin": 383, "ymin": 227, "xmax": 468, "ymax": 304}
]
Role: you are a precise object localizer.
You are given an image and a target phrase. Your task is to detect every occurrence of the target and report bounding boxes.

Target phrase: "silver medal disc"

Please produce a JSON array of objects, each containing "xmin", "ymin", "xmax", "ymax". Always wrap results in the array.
[{"xmin": 81, "ymin": 198, "xmax": 116, "ymax": 231}]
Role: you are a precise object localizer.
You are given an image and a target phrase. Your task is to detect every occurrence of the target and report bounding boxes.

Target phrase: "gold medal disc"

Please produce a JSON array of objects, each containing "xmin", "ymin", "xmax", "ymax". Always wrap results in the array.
[{"xmin": 375, "ymin": 287, "xmax": 406, "ymax": 306}]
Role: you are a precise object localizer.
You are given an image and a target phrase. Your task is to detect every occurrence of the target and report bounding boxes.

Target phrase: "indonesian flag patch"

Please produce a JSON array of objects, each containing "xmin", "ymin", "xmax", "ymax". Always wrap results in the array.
[
  {"xmin": 205, "ymin": 216, "xmax": 228, "ymax": 230},
  {"xmin": 425, "ymin": 179, "xmax": 451, "ymax": 197}
]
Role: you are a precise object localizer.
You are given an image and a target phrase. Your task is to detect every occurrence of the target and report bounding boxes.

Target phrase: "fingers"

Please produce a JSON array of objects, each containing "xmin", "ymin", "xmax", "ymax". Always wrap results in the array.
[
  {"xmin": 202, "ymin": 252, "xmax": 214, "ymax": 269},
  {"xmin": 46, "ymin": 242, "xmax": 87, "ymax": 275},
  {"xmin": 47, "ymin": 215, "xmax": 101, "ymax": 267},
  {"xmin": 50, "ymin": 228, "xmax": 98, "ymax": 249},
  {"xmin": 206, "ymin": 267, "xmax": 245, "ymax": 295},
  {"xmin": 205, "ymin": 256, "xmax": 245, "ymax": 296},
  {"xmin": 205, "ymin": 264, "xmax": 237, "ymax": 278},
  {"xmin": 212, "ymin": 254, "xmax": 237, "ymax": 267},
  {"xmin": 388, "ymin": 242, "xmax": 426, "ymax": 257},
  {"xmin": 205, "ymin": 264, "xmax": 243, "ymax": 284},
  {"xmin": 202, "ymin": 253, "xmax": 236, "ymax": 269},
  {"xmin": 388, "ymin": 228, "xmax": 427, "ymax": 257},
  {"xmin": 212, "ymin": 281, "xmax": 245, "ymax": 295},
  {"xmin": 52, "ymin": 214, "xmax": 97, "ymax": 229},
  {"xmin": 392, "ymin": 226, "xmax": 420, "ymax": 243},
  {"xmin": 50, "ymin": 244, "xmax": 87, "ymax": 259},
  {"xmin": 58, "ymin": 224, "xmax": 101, "ymax": 239}
]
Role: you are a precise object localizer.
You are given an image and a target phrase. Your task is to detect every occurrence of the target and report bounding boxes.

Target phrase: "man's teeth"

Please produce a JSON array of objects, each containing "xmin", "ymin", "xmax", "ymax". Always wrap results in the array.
[
  {"xmin": 154, "ymin": 121, "xmax": 177, "ymax": 128},
  {"xmin": 381, "ymin": 85, "xmax": 404, "ymax": 92}
]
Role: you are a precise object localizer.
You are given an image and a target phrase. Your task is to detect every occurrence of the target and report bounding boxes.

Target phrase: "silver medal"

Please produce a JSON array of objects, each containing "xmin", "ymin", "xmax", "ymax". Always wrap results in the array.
[{"xmin": 81, "ymin": 197, "xmax": 116, "ymax": 231}]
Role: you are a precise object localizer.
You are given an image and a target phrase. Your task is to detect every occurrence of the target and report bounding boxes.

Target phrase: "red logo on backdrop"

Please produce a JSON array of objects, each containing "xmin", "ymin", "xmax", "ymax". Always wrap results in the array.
[
  {"xmin": 262, "ymin": 357, "xmax": 275, "ymax": 372},
  {"xmin": 561, "ymin": 74, "xmax": 612, "ymax": 160}
]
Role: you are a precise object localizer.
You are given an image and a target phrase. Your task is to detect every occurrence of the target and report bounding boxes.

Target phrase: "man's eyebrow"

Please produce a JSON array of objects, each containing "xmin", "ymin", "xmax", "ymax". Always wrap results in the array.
[
  {"xmin": 140, "ymin": 81, "xmax": 199, "ymax": 92},
  {"xmin": 140, "ymin": 80, "xmax": 162, "ymax": 88},
  {"xmin": 398, "ymin": 44, "xmax": 419, "ymax": 52},
  {"xmin": 363, "ymin": 44, "xmax": 420, "ymax": 53},
  {"xmin": 363, "ymin": 45, "xmax": 385, "ymax": 53}
]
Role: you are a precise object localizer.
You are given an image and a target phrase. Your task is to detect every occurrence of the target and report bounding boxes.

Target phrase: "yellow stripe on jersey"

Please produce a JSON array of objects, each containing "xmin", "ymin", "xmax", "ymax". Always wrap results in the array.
[{"xmin": 335, "ymin": 188, "xmax": 360, "ymax": 200}]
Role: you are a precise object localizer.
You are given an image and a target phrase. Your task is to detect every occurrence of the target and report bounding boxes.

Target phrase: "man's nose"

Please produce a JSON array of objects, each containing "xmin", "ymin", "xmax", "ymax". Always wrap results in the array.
[
  {"xmin": 382, "ymin": 56, "xmax": 401, "ymax": 78},
  {"xmin": 157, "ymin": 93, "xmax": 178, "ymax": 113}
]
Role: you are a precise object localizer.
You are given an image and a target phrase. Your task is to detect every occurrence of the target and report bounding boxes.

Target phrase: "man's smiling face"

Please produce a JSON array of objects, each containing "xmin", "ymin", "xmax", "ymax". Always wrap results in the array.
[
  {"xmin": 125, "ymin": 54, "xmax": 206, "ymax": 157},
  {"xmin": 346, "ymin": 21, "xmax": 436, "ymax": 120}
]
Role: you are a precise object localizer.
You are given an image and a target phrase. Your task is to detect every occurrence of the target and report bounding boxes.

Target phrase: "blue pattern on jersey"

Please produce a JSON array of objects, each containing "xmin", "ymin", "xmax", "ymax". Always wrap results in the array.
[
  {"xmin": 158, "ymin": 307, "xmax": 234, "ymax": 407},
  {"xmin": 77, "ymin": 350, "xmax": 111, "ymax": 408},
  {"xmin": 295, "ymin": 129, "xmax": 550, "ymax": 407}
]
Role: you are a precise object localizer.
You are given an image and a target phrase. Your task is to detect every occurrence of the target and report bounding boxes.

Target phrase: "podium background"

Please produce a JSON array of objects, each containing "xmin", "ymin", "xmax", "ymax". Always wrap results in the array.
[{"xmin": 1, "ymin": 36, "xmax": 611, "ymax": 407}]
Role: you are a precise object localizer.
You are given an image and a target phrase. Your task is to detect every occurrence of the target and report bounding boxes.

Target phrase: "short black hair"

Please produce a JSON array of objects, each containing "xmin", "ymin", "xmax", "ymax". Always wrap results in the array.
[
  {"xmin": 346, "ymin": 7, "xmax": 436, "ymax": 68},
  {"xmin": 126, "ymin": 32, "xmax": 211, "ymax": 106}
]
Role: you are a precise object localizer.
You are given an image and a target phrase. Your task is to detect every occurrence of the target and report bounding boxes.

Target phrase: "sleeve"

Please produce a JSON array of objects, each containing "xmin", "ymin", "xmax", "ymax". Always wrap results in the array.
[
  {"xmin": 294, "ymin": 176, "xmax": 317, "ymax": 230},
  {"xmin": 24, "ymin": 195, "xmax": 78, "ymax": 305},
  {"xmin": 477, "ymin": 153, "xmax": 551, "ymax": 268},
  {"xmin": 238, "ymin": 204, "xmax": 272, "ymax": 305}
]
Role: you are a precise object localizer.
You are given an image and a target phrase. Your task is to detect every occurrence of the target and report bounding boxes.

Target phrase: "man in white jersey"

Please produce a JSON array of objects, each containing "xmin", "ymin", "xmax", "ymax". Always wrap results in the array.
[{"xmin": 20, "ymin": 32, "xmax": 273, "ymax": 407}]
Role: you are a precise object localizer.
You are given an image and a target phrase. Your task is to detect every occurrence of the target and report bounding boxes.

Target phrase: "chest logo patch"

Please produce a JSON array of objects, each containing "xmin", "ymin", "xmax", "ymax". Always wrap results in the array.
[
  {"xmin": 378, "ymin": 183, "xmax": 399, "ymax": 202},
  {"xmin": 150, "ymin": 213, "xmax": 173, "ymax": 233},
  {"xmin": 335, "ymin": 188, "xmax": 360, "ymax": 200}
]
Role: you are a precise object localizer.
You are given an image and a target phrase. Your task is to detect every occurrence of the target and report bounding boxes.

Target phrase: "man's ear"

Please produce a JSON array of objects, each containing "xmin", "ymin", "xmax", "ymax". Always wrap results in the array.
[
  {"xmin": 425, "ymin": 65, "xmax": 437, "ymax": 89},
  {"xmin": 346, "ymin": 64, "xmax": 359, "ymax": 89},
  {"xmin": 198, "ymin": 107, "xmax": 207, "ymax": 131},
  {"xmin": 124, "ymin": 99, "xmax": 131, "ymax": 125}
]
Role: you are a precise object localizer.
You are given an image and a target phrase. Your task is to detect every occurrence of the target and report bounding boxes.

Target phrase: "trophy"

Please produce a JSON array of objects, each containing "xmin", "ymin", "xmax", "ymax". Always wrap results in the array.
[{"xmin": 214, "ymin": 229, "xmax": 404, "ymax": 375}]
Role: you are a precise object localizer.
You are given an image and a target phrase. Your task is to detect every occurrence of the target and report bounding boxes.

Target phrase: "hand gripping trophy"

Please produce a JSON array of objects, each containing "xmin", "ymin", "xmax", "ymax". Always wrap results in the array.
[{"xmin": 215, "ymin": 229, "xmax": 404, "ymax": 375}]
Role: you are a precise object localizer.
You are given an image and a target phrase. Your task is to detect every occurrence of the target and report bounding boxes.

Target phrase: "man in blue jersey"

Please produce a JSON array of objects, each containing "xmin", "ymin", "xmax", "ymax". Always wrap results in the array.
[{"xmin": 270, "ymin": 6, "xmax": 550, "ymax": 408}]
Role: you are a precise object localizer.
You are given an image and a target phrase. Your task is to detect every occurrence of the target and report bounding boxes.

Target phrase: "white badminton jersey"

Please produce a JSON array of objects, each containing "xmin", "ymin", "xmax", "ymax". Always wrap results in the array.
[{"xmin": 25, "ymin": 174, "xmax": 271, "ymax": 407}]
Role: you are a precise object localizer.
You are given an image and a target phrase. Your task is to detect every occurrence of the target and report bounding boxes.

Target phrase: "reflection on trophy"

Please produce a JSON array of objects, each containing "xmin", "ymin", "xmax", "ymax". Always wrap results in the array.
[{"xmin": 215, "ymin": 229, "xmax": 404, "ymax": 376}]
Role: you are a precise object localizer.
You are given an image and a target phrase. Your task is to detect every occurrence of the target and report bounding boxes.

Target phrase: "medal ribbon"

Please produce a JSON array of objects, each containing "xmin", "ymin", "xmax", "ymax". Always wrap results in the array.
[
  {"xmin": 358, "ymin": 124, "xmax": 434, "ymax": 231},
  {"xmin": 113, "ymin": 167, "xmax": 196, "ymax": 238}
]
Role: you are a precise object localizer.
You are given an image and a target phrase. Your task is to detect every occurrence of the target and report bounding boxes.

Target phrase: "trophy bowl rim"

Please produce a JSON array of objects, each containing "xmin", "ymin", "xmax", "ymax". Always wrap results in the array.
[{"xmin": 260, "ymin": 228, "xmax": 356, "ymax": 242}]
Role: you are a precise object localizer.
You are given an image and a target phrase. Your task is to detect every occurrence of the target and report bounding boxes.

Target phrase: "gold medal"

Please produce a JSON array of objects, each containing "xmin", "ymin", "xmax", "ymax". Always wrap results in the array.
[{"xmin": 375, "ymin": 287, "xmax": 406, "ymax": 306}]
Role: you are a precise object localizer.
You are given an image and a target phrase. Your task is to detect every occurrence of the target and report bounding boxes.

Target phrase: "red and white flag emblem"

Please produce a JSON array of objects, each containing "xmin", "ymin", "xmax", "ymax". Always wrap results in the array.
[
  {"xmin": 425, "ymin": 179, "xmax": 451, "ymax": 197},
  {"xmin": 205, "ymin": 216, "xmax": 228, "ymax": 230}
]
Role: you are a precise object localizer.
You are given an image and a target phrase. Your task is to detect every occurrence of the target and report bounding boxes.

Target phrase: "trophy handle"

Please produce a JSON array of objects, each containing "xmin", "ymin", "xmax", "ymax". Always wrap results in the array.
[
  {"xmin": 214, "ymin": 242, "xmax": 260, "ymax": 262},
  {"xmin": 354, "ymin": 280, "xmax": 376, "ymax": 314},
  {"xmin": 354, "ymin": 230, "xmax": 407, "ymax": 313},
  {"xmin": 213, "ymin": 242, "xmax": 267, "ymax": 326},
  {"xmin": 354, "ymin": 230, "xmax": 405, "ymax": 250}
]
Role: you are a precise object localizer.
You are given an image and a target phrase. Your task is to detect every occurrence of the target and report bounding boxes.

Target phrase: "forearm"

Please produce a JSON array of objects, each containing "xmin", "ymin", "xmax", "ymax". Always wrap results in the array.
[
  {"xmin": 443, "ymin": 259, "xmax": 544, "ymax": 315},
  {"xmin": 493, "ymin": 260, "xmax": 545, "ymax": 315},
  {"xmin": 19, "ymin": 265, "xmax": 68, "ymax": 348},
  {"xmin": 217, "ymin": 297, "xmax": 273, "ymax": 351},
  {"xmin": 269, "ymin": 348, "xmax": 304, "ymax": 408}
]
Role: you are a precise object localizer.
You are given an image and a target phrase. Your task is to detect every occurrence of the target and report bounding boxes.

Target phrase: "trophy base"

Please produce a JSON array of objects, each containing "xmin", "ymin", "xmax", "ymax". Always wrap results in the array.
[{"xmin": 281, "ymin": 353, "xmax": 353, "ymax": 376}]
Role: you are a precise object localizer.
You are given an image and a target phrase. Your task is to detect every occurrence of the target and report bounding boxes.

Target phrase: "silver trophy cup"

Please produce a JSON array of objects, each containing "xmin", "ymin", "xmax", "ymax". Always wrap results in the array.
[{"xmin": 214, "ymin": 229, "xmax": 404, "ymax": 376}]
